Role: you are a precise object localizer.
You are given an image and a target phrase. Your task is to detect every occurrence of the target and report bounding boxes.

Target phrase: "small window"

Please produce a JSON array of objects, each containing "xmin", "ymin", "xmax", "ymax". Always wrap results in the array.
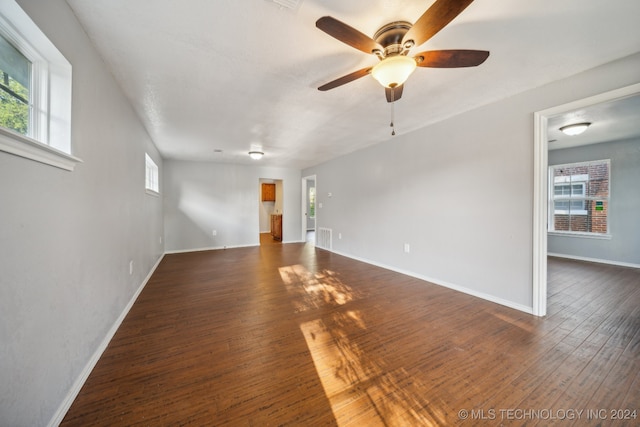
[
  {"xmin": 145, "ymin": 153, "xmax": 159, "ymax": 194},
  {"xmin": 549, "ymin": 160, "xmax": 610, "ymax": 235},
  {"xmin": 0, "ymin": 1, "xmax": 77, "ymax": 170}
]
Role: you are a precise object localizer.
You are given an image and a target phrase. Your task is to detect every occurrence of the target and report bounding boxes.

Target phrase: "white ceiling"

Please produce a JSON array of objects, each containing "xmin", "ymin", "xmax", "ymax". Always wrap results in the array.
[
  {"xmin": 64, "ymin": 0, "xmax": 640, "ymax": 169},
  {"xmin": 548, "ymin": 93, "xmax": 640, "ymax": 151}
]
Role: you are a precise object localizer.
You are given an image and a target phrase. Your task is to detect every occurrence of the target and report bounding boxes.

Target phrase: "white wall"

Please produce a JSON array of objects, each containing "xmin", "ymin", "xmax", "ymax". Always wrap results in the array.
[
  {"xmin": 0, "ymin": 1, "xmax": 164, "ymax": 425},
  {"xmin": 303, "ymin": 52, "xmax": 640, "ymax": 313},
  {"xmin": 548, "ymin": 138, "xmax": 640, "ymax": 266},
  {"xmin": 164, "ymin": 160, "xmax": 301, "ymax": 251}
]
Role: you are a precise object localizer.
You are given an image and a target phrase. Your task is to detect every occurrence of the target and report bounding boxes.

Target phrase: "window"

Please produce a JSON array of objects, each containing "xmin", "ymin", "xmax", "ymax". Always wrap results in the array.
[
  {"xmin": 145, "ymin": 153, "xmax": 159, "ymax": 194},
  {"xmin": 553, "ymin": 177, "xmax": 587, "ymax": 215},
  {"xmin": 0, "ymin": 33, "xmax": 30, "ymax": 135},
  {"xmin": 549, "ymin": 159, "xmax": 610, "ymax": 235},
  {"xmin": 0, "ymin": 1, "xmax": 77, "ymax": 170},
  {"xmin": 308, "ymin": 186, "xmax": 316, "ymax": 218}
]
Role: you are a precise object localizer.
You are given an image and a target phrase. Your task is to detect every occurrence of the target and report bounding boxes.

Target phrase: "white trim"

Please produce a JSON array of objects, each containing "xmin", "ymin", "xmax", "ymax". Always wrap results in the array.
[
  {"xmin": 533, "ymin": 82, "xmax": 640, "ymax": 319},
  {"xmin": 48, "ymin": 254, "xmax": 165, "ymax": 427},
  {"xmin": 548, "ymin": 253, "xmax": 640, "ymax": 269},
  {"xmin": 325, "ymin": 248, "xmax": 534, "ymax": 315},
  {"xmin": 533, "ymin": 109, "xmax": 548, "ymax": 316},
  {"xmin": 0, "ymin": 127, "xmax": 82, "ymax": 171},
  {"xmin": 301, "ymin": 174, "xmax": 317, "ymax": 242},
  {"xmin": 165, "ymin": 243, "xmax": 259, "ymax": 254},
  {"xmin": 552, "ymin": 209, "xmax": 588, "ymax": 216},
  {"xmin": 0, "ymin": 0, "xmax": 73, "ymax": 159},
  {"xmin": 548, "ymin": 231, "xmax": 611, "ymax": 240},
  {"xmin": 145, "ymin": 153, "xmax": 159, "ymax": 193}
]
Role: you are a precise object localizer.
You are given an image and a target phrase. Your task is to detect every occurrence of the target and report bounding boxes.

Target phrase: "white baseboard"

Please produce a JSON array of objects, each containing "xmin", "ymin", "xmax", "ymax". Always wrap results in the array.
[
  {"xmin": 329, "ymin": 248, "xmax": 534, "ymax": 315},
  {"xmin": 48, "ymin": 254, "xmax": 165, "ymax": 427},
  {"xmin": 165, "ymin": 243, "xmax": 258, "ymax": 254},
  {"xmin": 548, "ymin": 252, "xmax": 640, "ymax": 269},
  {"xmin": 165, "ymin": 241, "xmax": 313, "ymax": 253}
]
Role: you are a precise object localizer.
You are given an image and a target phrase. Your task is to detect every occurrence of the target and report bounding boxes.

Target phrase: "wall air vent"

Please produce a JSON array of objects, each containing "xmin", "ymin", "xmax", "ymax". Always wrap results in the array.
[
  {"xmin": 266, "ymin": 0, "xmax": 303, "ymax": 11},
  {"xmin": 316, "ymin": 227, "xmax": 332, "ymax": 251}
]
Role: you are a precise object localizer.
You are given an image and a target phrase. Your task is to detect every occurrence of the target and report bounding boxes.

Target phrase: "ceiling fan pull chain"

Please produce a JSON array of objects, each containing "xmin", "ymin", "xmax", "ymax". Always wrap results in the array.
[{"xmin": 390, "ymin": 87, "xmax": 396, "ymax": 136}]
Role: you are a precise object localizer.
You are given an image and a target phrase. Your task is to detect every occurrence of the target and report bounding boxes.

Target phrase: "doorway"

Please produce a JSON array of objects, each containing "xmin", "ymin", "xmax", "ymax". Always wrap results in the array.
[
  {"xmin": 259, "ymin": 178, "xmax": 283, "ymax": 245},
  {"xmin": 532, "ymin": 82, "xmax": 640, "ymax": 316},
  {"xmin": 302, "ymin": 175, "xmax": 316, "ymax": 244}
]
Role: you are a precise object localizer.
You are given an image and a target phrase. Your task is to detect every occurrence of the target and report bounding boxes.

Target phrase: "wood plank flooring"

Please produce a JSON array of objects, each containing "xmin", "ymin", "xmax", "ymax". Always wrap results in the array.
[{"xmin": 61, "ymin": 247, "xmax": 640, "ymax": 426}]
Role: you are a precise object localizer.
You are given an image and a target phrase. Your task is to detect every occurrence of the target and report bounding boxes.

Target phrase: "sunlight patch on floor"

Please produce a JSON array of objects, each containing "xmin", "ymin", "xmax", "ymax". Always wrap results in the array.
[{"xmin": 280, "ymin": 264, "xmax": 446, "ymax": 426}]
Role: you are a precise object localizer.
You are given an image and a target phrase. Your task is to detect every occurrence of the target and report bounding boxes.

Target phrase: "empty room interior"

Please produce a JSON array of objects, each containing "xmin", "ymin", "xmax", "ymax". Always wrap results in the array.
[{"xmin": 1, "ymin": 0, "xmax": 639, "ymax": 426}]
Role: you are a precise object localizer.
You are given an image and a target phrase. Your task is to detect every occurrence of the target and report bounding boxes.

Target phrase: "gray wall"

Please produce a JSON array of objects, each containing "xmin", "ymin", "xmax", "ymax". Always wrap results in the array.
[
  {"xmin": 164, "ymin": 160, "xmax": 302, "ymax": 251},
  {"xmin": 0, "ymin": 0, "xmax": 164, "ymax": 425},
  {"xmin": 303, "ymin": 53, "xmax": 640, "ymax": 312},
  {"xmin": 548, "ymin": 138, "xmax": 640, "ymax": 265}
]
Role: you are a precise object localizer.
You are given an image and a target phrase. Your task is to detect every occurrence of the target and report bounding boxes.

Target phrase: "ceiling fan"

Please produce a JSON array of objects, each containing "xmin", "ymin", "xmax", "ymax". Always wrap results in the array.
[{"xmin": 316, "ymin": 0, "xmax": 489, "ymax": 103}]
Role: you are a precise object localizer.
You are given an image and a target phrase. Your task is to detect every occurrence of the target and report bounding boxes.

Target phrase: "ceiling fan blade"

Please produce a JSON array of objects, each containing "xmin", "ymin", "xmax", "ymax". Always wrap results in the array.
[
  {"xmin": 316, "ymin": 16, "xmax": 382, "ymax": 54},
  {"xmin": 403, "ymin": 0, "xmax": 474, "ymax": 48},
  {"xmin": 318, "ymin": 67, "xmax": 373, "ymax": 91},
  {"xmin": 385, "ymin": 84, "xmax": 404, "ymax": 103},
  {"xmin": 415, "ymin": 49, "xmax": 489, "ymax": 68}
]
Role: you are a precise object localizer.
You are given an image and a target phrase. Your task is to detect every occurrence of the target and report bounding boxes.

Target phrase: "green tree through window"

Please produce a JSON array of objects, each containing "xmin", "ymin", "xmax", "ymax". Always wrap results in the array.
[
  {"xmin": 309, "ymin": 187, "xmax": 316, "ymax": 218},
  {"xmin": 0, "ymin": 34, "xmax": 30, "ymax": 135}
]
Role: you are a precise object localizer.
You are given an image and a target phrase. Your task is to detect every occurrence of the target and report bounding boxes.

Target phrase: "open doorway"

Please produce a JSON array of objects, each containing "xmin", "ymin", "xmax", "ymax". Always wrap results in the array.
[
  {"xmin": 259, "ymin": 178, "xmax": 283, "ymax": 245},
  {"xmin": 532, "ymin": 82, "xmax": 640, "ymax": 316},
  {"xmin": 302, "ymin": 175, "xmax": 316, "ymax": 244}
]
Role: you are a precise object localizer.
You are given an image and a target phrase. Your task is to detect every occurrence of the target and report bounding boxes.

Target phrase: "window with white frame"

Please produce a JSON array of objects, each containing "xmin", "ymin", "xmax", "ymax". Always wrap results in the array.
[
  {"xmin": 549, "ymin": 159, "xmax": 610, "ymax": 235},
  {"xmin": 145, "ymin": 153, "xmax": 159, "ymax": 194},
  {"xmin": 553, "ymin": 175, "xmax": 587, "ymax": 215},
  {"xmin": 0, "ymin": 33, "xmax": 30, "ymax": 135},
  {"xmin": 0, "ymin": 1, "xmax": 77, "ymax": 171}
]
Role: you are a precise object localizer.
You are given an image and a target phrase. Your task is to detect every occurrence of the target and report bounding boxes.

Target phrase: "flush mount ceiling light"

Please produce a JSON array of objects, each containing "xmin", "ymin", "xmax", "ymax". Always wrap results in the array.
[
  {"xmin": 248, "ymin": 151, "xmax": 264, "ymax": 160},
  {"xmin": 371, "ymin": 55, "xmax": 417, "ymax": 89},
  {"xmin": 560, "ymin": 122, "xmax": 591, "ymax": 136}
]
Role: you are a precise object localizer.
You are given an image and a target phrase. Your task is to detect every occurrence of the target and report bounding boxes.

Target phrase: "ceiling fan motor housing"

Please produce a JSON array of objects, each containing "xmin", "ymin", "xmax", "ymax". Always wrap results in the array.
[{"xmin": 373, "ymin": 21, "xmax": 413, "ymax": 58}]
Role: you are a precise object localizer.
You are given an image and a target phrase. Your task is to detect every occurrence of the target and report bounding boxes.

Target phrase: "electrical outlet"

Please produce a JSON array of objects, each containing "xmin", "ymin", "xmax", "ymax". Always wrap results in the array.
[
  {"xmin": 212, "ymin": 230, "xmax": 217, "ymax": 236},
  {"xmin": 129, "ymin": 260, "xmax": 134, "ymax": 275},
  {"xmin": 404, "ymin": 243, "xmax": 410, "ymax": 253},
  {"xmin": 159, "ymin": 236, "xmax": 162, "ymax": 244}
]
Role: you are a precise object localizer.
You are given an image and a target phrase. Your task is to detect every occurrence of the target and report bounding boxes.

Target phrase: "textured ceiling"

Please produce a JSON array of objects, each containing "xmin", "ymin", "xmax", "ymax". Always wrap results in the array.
[
  {"xmin": 65, "ymin": 0, "xmax": 640, "ymax": 168},
  {"xmin": 548, "ymin": 93, "xmax": 640, "ymax": 151}
]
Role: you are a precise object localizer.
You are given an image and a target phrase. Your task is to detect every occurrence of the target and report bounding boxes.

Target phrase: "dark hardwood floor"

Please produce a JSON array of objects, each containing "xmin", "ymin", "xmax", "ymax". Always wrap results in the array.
[{"xmin": 61, "ymin": 246, "xmax": 640, "ymax": 426}]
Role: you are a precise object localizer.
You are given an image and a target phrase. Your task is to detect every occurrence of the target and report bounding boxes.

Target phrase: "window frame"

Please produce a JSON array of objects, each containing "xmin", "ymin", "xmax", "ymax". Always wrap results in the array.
[
  {"xmin": 0, "ymin": 1, "xmax": 79, "ymax": 171},
  {"xmin": 552, "ymin": 179, "xmax": 587, "ymax": 215},
  {"xmin": 145, "ymin": 153, "xmax": 159, "ymax": 195},
  {"xmin": 308, "ymin": 186, "xmax": 316, "ymax": 218},
  {"xmin": 548, "ymin": 159, "xmax": 611, "ymax": 237}
]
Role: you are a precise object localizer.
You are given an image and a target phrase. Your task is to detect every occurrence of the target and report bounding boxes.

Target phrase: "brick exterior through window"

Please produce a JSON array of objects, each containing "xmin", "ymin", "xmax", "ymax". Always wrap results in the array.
[{"xmin": 550, "ymin": 160, "xmax": 609, "ymax": 234}]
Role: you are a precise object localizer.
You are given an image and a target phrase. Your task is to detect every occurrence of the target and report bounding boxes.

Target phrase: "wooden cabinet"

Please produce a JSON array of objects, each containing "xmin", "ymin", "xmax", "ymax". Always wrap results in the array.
[
  {"xmin": 262, "ymin": 183, "xmax": 276, "ymax": 201},
  {"xmin": 271, "ymin": 214, "xmax": 282, "ymax": 241}
]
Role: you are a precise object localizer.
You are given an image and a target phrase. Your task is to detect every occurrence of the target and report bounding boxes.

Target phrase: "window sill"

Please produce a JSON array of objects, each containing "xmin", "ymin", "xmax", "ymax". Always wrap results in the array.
[
  {"xmin": 0, "ymin": 127, "xmax": 81, "ymax": 171},
  {"xmin": 548, "ymin": 231, "xmax": 611, "ymax": 240},
  {"xmin": 145, "ymin": 188, "xmax": 160, "ymax": 197},
  {"xmin": 553, "ymin": 210, "xmax": 588, "ymax": 216}
]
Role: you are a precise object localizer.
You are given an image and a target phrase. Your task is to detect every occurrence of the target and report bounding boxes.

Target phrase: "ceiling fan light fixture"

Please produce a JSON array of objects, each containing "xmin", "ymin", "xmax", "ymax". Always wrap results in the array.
[
  {"xmin": 371, "ymin": 55, "xmax": 417, "ymax": 89},
  {"xmin": 248, "ymin": 151, "xmax": 264, "ymax": 160},
  {"xmin": 560, "ymin": 122, "xmax": 591, "ymax": 136}
]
